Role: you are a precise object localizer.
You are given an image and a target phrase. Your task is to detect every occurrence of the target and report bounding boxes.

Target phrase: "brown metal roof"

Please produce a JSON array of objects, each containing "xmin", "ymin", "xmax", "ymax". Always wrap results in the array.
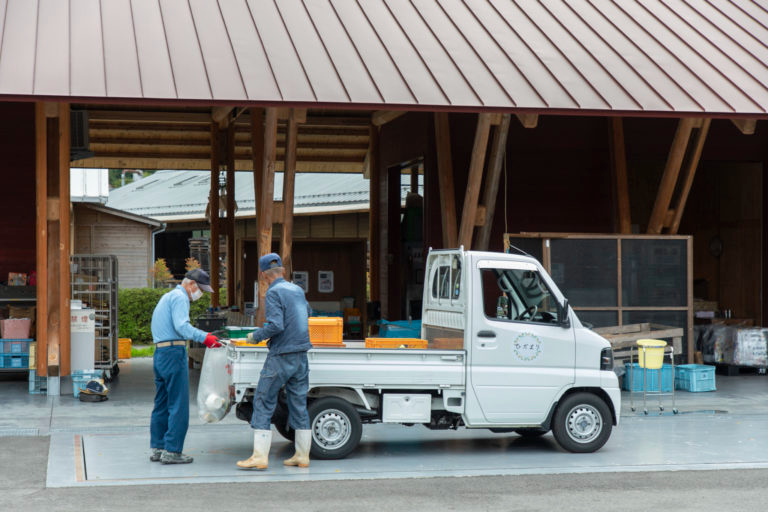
[{"xmin": 3, "ymin": 0, "xmax": 768, "ymax": 116}]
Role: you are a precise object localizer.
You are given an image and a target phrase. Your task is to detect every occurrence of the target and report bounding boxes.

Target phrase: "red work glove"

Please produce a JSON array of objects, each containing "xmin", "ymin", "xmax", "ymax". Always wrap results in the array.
[{"xmin": 204, "ymin": 333, "xmax": 222, "ymax": 348}]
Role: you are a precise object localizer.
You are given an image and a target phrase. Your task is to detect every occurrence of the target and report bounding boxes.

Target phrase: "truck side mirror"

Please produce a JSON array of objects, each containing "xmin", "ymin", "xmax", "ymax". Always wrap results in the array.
[{"xmin": 559, "ymin": 299, "xmax": 571, "ymax": 328}]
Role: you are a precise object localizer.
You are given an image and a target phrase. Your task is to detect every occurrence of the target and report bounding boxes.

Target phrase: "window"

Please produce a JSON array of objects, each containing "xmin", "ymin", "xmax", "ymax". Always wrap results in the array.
[
  {"xmin": 481, "ymin": 267, "xmax": 560, "ymax": 325},
  {"xmin": 431, "ymin": 255, "xmax": 462, "ymax": 301}
]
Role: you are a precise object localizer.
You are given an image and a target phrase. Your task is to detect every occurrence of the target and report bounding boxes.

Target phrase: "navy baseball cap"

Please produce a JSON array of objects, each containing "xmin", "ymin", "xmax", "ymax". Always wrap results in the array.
[
  {"xmin": 259, "ymin": 253, "xmax": 283, "ymax": 272},
  {"xmin": 185, "ymin": 268, "xmax": 213, "ymax": 292}
]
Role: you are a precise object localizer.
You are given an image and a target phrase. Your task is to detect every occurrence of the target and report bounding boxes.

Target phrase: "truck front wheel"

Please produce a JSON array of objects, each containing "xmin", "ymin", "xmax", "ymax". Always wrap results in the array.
[
  {"xmin": 308, "ymin": 397, "xmax": 363, "ymax": 460},
  {"xmin": 551, "ymin": 392, "xmax": 612, "ymax": 453}
]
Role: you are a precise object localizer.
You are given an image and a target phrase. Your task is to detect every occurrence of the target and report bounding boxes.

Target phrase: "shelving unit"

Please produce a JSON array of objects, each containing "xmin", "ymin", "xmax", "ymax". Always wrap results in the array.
[
  {"xmin": 0, "ymin": 288, "xmax": 35, "ymax": 373},
  {"xmin": 71, "ymin": 255, "xmax": 119, "ymax": 377}
]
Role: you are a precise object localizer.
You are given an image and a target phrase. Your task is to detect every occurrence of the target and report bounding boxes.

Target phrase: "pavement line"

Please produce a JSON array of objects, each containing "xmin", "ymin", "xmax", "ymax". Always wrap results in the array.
[{"xmin": 74, "ymin": 435, "xmax": 86, "ymax": 483}]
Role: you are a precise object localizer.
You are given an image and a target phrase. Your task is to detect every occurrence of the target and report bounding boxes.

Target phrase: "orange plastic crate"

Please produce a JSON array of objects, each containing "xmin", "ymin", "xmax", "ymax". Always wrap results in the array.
[
  {"xmin": 365, "ymin": 338, "xmax": 428, "ymax": 349},
  {"xmin": 309, "ymin": 317, "xmax": 343, "ymax": 344},
  {"xmin": 118, "ymin": 338, "xmax": 132, "ymax": 359}
]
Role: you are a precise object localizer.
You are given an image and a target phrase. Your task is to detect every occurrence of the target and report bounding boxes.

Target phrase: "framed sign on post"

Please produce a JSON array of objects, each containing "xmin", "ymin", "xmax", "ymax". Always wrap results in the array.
[{"xmin": 318, "ymin": 271, "xmax": 334, "ymax": 293}]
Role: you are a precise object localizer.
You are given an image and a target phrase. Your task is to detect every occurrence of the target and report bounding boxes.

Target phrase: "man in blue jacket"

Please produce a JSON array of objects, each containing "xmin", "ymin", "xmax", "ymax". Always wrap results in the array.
[
  {"xmin": 237, "ymin": 253, "xmax": 313, "ymax": 470},
  {"xmin": 150, "ymin": 268, "xmax": 222, "ymax": 465}
]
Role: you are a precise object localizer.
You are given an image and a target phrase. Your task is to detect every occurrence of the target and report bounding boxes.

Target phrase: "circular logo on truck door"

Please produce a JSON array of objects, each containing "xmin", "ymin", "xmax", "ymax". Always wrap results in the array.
[{"xmin": 513, "ymin": 333, "xmax": 542, "ymax": 362}]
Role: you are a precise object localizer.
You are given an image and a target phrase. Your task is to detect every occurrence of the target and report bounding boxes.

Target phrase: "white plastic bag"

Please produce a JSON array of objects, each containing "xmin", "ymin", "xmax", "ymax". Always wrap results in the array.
[{"xmin": 197, "ymin": 346, "xmax": 231, "ymax": 423}]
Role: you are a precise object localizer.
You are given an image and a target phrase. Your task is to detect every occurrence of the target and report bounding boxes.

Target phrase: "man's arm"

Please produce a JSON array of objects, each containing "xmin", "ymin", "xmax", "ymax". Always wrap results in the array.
[
  {"xmin": 251, "ymin": 291, "xmax": 284, "ymax": 341},
  {"xmin": 170, "ymin": 293, "xmax": 207, "ymax": 342}
]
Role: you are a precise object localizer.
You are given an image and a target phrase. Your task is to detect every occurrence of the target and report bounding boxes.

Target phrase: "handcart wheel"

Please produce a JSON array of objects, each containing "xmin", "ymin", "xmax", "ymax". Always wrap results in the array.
[
  {"xmin": 673, "ymin": 409, "xmax": 679, "ymax": 414},
  {"xmin": 631, "ymin": 407, "xmax": 636, "ymax": 412},
  {"xmin": 660, "ymin": 406, "xmax": 664, "ymax": 411},
  {"xmin": 643, "ymin": 409, "xmax": 648, "ymax": 415}
]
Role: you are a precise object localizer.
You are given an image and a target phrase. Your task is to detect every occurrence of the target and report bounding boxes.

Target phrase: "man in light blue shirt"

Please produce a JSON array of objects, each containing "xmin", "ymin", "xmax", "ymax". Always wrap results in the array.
[{"xmin": 149, "ymin": 269, "xmax": 221, "ymax": 465}]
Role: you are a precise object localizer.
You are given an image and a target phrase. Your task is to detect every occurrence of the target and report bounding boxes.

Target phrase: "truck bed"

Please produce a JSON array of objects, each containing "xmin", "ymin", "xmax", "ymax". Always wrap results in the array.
[{"xmin": 227, "ymin": 343, "xmax": 466, "ymax": 392}]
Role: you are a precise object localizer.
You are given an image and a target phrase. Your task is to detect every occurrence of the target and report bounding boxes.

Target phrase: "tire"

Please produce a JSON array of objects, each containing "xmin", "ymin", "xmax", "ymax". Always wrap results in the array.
[
  {"xmin": 308, "ymin": 397, "xmax": 362, "ymax": 460},
  {"xmin": 551, "ymin": 392, "xmax": 612, "ymax": 453},
  {"xmin": 514, "ymin": 427, "xmax": 549, "ymax": 438},
  {"xmin": 271, "ymin": 403, "xmax": 295, "ymax": 442}
]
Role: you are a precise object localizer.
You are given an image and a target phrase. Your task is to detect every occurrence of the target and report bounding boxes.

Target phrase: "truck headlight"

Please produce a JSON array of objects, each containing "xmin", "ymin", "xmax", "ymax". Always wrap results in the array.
[{"xmin": 600, "ymin": 347, "xmax": 613, "ymax": 371}]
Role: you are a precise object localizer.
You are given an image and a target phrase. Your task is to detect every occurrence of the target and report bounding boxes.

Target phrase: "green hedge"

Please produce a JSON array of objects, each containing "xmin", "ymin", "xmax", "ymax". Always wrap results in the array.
[{"xmin": 118, "ymin": 287, "xmax": 226, "ymax": 344}]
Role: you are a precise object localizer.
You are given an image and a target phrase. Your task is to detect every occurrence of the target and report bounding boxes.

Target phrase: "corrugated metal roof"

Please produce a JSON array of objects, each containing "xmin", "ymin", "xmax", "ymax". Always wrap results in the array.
[
  {"xmin": 2, "ymin": 0, "xmax": 767, "ymax": 116},
  {"xmin": 106, "ymin": 170, "xmax": 382, "ymax": 221}
]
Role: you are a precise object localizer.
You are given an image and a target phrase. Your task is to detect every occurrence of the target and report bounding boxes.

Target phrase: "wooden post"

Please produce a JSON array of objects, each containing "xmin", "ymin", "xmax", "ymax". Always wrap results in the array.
[
  {"xmin": 434, "ymin": 113, "xmax": 458, "ymax": 248},
  {"xmin": 280, "ymin": 110, "xmax": 299, "ymax": 277},
  {"xmin": 609, "ymin": 118, "xmax": 632, "ymax": 234},
  {"xmin": 226, "ymin": 122, "xmax": 236, "ymax": 307},
  {"xmin": 209, "ymin": 123, "xmax": 220, "ymax": 308},
  {"xmin": 250, "ymin": 108, "xmax": 264, "ymax": 223},
  {"xmin": 34, "ymin": 103, "xmax": 48, "ymax": 376},
  {"xmin": 57, "ymin": 104, "xmax": 71, "ymax": 377},
  {"xmin": 458, "ymin": 113, "xmax": 493, "ymax": 249},
  {"xmin": 369, "ymin": 125, "xmax": 381, "ymax": 333},
  {"xmin": 476, "ymin": 113, "xmax": 511, "ymax": 251},
  {"xmin": 669, "ymin": 119, "xmax": 711, "ymax": 234},
  {"xmin": 647, "ymin": 118, "xmax": 696, "ymax": 234},
  {"xmin": 257, "ymin": 108, "xmax": 278, "ymax": 326}
]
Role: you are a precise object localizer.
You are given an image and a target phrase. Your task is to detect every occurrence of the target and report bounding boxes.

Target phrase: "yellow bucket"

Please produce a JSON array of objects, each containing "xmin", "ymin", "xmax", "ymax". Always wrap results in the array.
[{"xmin": 637, "ymin": 339, "xmax": 667, "ymax": 369}]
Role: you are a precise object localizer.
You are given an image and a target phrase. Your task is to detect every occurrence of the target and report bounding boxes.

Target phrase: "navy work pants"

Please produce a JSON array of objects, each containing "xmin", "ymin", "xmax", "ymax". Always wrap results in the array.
[
  {"xmin": 250, "ymin": 351, "xmax": 310, "ymax": 431},
  {"xmin": 150, "ymin": 346, "xmax": 189, "ymax": 453}
]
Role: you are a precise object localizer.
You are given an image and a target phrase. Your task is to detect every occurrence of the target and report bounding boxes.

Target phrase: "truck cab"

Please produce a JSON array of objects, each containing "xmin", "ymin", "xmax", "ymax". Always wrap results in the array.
[{"xmin": 424, "ymin": 249, "xmax": 620, "ymax": 452}]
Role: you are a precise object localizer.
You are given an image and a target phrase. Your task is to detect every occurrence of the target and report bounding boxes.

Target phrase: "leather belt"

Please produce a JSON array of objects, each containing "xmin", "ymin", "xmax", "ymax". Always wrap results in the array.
[{"xmin": 155, "ymin": 340, "xmax": 186, "ymax": 348}]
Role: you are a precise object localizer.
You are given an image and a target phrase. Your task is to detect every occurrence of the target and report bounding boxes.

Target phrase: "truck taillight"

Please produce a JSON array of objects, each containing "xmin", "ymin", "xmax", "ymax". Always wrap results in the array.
[{"xmin": 600, "ymin": 347, "xmax": 613, "ymax": 371}]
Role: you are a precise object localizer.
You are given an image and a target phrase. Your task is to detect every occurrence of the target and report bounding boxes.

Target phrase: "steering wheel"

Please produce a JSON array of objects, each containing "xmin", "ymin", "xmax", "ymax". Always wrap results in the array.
[{"xmin": 518, "ymin": 304, "xmax": 537, "ymax": 320}]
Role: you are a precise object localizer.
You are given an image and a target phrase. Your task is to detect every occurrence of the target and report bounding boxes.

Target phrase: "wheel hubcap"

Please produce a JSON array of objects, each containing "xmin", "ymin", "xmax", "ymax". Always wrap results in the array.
[
  {"xmin": 312, "ymin": 409, "xmax": 351, "ymax": 450},
  {"xmin": 566, "ymin": 405, "xmax": 602, "ymax": 444}
]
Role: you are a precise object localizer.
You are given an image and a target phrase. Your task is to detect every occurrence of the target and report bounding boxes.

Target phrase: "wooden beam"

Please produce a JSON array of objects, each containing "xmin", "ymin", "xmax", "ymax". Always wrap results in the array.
[
  {"xmin": 458, "ymin": 113, "xmax": 493, "ymax": 249},
  {"xmin": 609, "ymin": 118, "xmax": 632, "ymax": 234},
  {"xmin": 434, "ymin": 113, "xmax": 458, "ymax": 248},
  {"xmin": 369, "ymin": 125, "xmax": 381, "ymax": 309},
  {"xmin": 730, "ymin": 118, "xmax": 757, "ymax": 135},
  {"xmin": 372, "ymin": 110, "xmax": 406, "ymax": 127},
  {"xmin": 209, "ymin": 123, "xmax": 220, "ymax": 308},
  {"xmin": 226, "ymin": 122, "xmax": 236, "ymax": 307},
  {"xmin": 250, "ymin": 108, "xmax": 264, "ymax": 223},
  {"xmin": 516, "ymin": 113, "xmax": 538, "ymax": 128},
  {"xmin": 35, "ymin": 103, "xmax": 48, "ymax": 376},
  {"xmin": 476, "ymin": 113, "xmax": 511, "ymax": 251},
  {"xmin": 647, "ymin": 118, "xmax": 696, "ymax": 234},
  {"xmin": 57, "ymin": 104, "xmax": 71, "ymax": 377},
  {"xmin": 281, "ymin": 110, "xmax": 300, "ymax": 277},
  {"xmin": 257, "ymin": 108, "xmax": 278, "ymax": 326},
  {"xmin": 212, "ymin": 106, "xmax": 235, "ymax": 127},
  {"xmin": 669, "ymin": 119, "xmax": 711, "ymax": 234}
]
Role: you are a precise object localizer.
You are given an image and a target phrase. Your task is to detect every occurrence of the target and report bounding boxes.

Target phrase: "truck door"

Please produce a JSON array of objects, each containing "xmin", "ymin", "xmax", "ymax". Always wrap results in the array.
[{"xmin": 467, "ymin": 257, "xmax": 575, "ymax": 425}]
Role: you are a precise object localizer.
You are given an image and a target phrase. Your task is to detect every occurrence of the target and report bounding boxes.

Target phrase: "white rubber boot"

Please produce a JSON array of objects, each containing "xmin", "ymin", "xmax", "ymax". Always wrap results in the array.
[
  {"xmin": 236, "ymin": 430, "xmax": 271, "ymax": 469},
  {"xmin": 284, "ymin": 429, "xmax": 311, "ymax": 468}
]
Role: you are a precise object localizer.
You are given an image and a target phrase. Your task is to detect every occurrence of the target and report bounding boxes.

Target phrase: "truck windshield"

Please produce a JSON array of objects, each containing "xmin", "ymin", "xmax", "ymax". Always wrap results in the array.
[{"xmin": 481, "ymin": 268, "xmax": 560, "ymax": 325}]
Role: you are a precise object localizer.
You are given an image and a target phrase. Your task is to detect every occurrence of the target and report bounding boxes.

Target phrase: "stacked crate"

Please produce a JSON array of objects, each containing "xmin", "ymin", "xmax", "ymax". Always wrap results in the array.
[{"xmin": 0, "ymin": 339, "xmax": 32, "ymax": 370}]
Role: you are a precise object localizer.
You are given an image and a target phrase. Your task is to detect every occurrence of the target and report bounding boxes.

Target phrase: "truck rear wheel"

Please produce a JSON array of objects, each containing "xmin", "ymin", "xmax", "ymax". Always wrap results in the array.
[
  {"xmin": 308, "ymin": 397, "xmax": 362, "ymax": 460},
  {"xmin": 551, "ymin": 392, "xmax": 612, "ymax": 453}
]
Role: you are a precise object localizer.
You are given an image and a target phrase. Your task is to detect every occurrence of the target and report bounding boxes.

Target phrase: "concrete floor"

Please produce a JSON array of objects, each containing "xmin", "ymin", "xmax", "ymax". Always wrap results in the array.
[{"xmin": 3, "ymin": 358, "xmax": 768, "ymax": 488}]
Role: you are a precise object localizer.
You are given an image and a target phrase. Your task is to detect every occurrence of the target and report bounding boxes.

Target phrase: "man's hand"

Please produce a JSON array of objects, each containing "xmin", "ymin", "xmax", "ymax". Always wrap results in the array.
[
  {"xmin": 204, "ymin": 333, "xmax": 222, "ymax": 348},
  {"xmin": 246, "ymin": 331, "xmax": 255, "ymax": 342}
]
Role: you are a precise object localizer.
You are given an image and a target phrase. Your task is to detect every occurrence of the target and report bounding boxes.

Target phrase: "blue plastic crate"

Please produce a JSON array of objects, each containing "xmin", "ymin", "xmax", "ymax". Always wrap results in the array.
[
  {"xmin": 28, "ymin": 370, "xmax": 47, "ymax": 395},
  {"xmin": 379, "ymin": 320, "xmax": 422, "ymax": 338},
  {"xmin": 3, "ymin": 339, "xmax": 31, "ymax": 354},
  {"xmin": 675, "ymin": 364, "xmax": 716, "ymax": 392},
  {"xmin": 71, "ymin": 370, "xmax": 103, "ymax": 398},
  {"xmin": 2, "ymin": 354, "xmax": 29, "ymax": 369},
  {"xmin": 623, "ymin": 363, "xmax": 674, "ymax": 392}
]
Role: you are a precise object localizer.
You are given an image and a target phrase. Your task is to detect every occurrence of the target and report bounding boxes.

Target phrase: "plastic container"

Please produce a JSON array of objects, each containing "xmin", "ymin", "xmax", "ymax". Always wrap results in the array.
[
  {"xmin": 365, "ymin": 338, "xmax": 428, "ymax": 349},
  {"xmin": 118, "ymin": 338, "xmax": 132, "ymax": 359},
  {"xmin": 623, "ymin": 363, "xmax": 674, "ymax": 392},
  {"xmin": 636, "ymin": 339, "xmax": 667, "ymax": 369},
  {"xmin": 28, "ymin": 370, "xmax": 47, "ymax": 394},
  {"xmin": 309, "ymin": 317, "xmax": 343, "ymax": 344},
  {"xmin": 2, "ymin": 339, "xmax": 31, "ymax": 354},
  {"xmin": 71, "ymin": 370, "xmax": 103, "ymax": 398},
  {"xmin": 675, "ymin": 364, "xmax": 716, "ymax": 392},
  {"xmin": 379, "ymin": 320, "xmax": 422, "ymax": 339},
  {"xmin": 225, "ymin": 326, "xmax": 255, "ymax": 339},
  {"xmin": 1, "ymin": 318, "xmax": 31, "ymax": 339},
  {"xmin": 2, "ymin": 354, "xmax": 29, "ymax": 369}
]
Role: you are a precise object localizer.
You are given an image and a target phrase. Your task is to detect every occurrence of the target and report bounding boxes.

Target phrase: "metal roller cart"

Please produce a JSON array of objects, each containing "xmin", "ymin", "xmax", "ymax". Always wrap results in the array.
[
  {"xmin": 71, "ymin": 255, "xmax": 119, "ymax": 380},
  {"xmin": 628, "ymin": 339, "xmax": 678, "ymax": 415}
]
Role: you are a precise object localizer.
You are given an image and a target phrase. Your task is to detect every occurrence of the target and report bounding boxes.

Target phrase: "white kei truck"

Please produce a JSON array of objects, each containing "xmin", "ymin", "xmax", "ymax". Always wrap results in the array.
[{"xmin": 226, "ymin": 248, "xmax": 621, "ymax": 459}]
